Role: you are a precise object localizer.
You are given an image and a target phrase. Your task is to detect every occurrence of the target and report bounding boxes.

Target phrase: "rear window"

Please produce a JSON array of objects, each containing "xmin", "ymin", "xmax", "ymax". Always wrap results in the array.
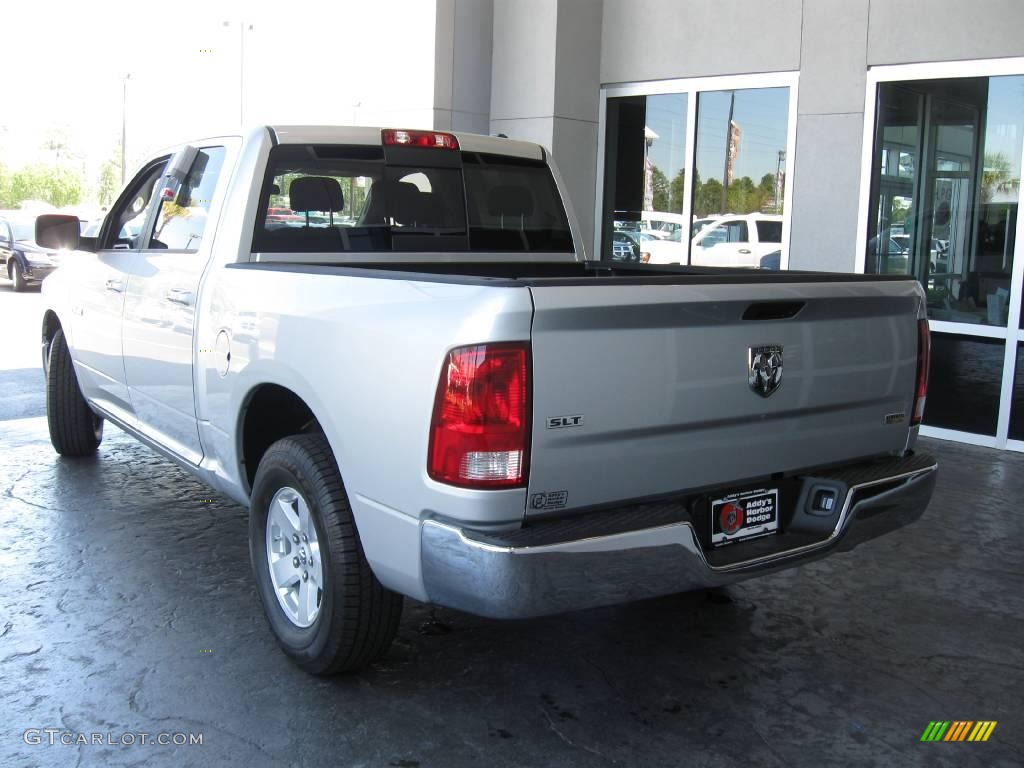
[
  {"xmin": 756, "ymin": 220, "xmax": 783, "ymax": 243},
  {"xmin": 253, "ymin": 144, "xmax": 574, "ymax": 253}
]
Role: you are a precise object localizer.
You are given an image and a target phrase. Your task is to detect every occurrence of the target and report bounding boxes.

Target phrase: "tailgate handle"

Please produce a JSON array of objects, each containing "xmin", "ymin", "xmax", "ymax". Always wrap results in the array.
[{"xmin": 743, "ymin": 301, "xmax": 805, "ymax": 321}]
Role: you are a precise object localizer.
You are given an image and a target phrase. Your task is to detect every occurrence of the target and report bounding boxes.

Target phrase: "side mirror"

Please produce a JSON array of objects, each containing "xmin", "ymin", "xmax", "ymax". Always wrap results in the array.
[
  {"xmin": 35, "ymin": 214, "xmax": 81, "ymax": 251},
  {"xmin": 166, "ymin": 145, "xmax": 198, "ymax": 183},
  {"xmin": 159, "ymin": 145, "xmax": 199, "ymax": 206}
]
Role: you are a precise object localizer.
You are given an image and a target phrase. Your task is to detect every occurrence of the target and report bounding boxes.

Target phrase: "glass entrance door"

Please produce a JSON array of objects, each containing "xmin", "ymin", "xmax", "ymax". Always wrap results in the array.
[{"xmin": 865, "ymin": 73, "xmax": 1024, "ymax": 447}]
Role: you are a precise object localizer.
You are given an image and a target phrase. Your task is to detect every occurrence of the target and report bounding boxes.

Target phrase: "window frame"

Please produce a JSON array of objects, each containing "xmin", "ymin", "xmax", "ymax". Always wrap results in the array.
[
  {"xmin": 98, "ymin": 156, "xmax": 171, "ymax": 251},
  {"xmin": 148, "ymin": 145, "xmax": 228, "ymax": 254},
  {"xmin": 251, "ymin": 144, "xmax": 577, "ymax": 259},
  {"xmin": 854, "ymin": 57, "xmax": 1024, "ymax": 451},
  {"xmin": 596, "ymin": 70, "xmax": 799, "ymax": 269}
]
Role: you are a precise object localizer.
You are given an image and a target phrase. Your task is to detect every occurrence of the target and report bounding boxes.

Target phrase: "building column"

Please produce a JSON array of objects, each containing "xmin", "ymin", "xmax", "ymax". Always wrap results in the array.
[
  {"xmin": 434, "ymin": 0, "xmax": 495, "ymax": 134},
  {"xmin": 788, "ymin": 0, "xmax": 871, "ymax": 272},
  {"xmin": 489, "ymin": 0, "xmax": 603, "ymax": 257}
]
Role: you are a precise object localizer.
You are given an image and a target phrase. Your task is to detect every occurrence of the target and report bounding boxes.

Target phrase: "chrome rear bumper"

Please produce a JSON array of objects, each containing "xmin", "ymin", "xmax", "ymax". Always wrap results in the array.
[{"xmin": 421, "ymin": 453, "xmax": 937, "ymax": 619}]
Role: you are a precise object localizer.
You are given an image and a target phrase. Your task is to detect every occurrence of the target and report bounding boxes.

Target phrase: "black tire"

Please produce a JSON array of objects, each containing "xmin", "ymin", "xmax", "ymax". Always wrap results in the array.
[
  {"xmin": 11, "ymin": 260, "xmax": 27, "ymax": 292},
  {"xmin": 46, "ymin": 328, "xmax": 103, "ymax": 456},
  {"xmin": 250, "ymin": 433, "xmax": 403, "ymax": 675}
]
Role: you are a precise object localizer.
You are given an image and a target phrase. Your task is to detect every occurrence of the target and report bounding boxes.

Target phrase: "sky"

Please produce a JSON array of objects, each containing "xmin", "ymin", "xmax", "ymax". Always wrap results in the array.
[
  {"xmin": 644, "ymin": 87, "xmax": 790, "ymax": 188},
  {"xmin": 0, "ymin": 0, "xmax": 437, "ymax": 204}
]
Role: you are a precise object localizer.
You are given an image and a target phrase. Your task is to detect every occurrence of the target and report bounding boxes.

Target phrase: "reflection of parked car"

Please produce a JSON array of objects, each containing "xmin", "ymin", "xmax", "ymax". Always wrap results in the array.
[
  {"xmin": 891, "ymin": 234, "xmax": 911, "ymax": 254},
  {"xmin": 266, "ymin": 206, "xmax": 303, "ymax": 227},
  {"xmin": 868, "ymin": 235, "xmax": 909, "ymax": 274},
  {"xmin": 689, "ymin": 214, "xmax": 782, "ymax": 267},
  {"xmin": 690, "ymin": 217, "xmax": 718, "ymax": 237},
  {"xmin": 759, "ymin": 250, "xmax": 782, "ymax": 270},
  {"xmin": 640, "ymin": 211, "xmax": 686, "ymax": 240},
  {"xmin": 610, "ymin": 231, "xmax": 640, "ymax": 261},
  {"xmin": 0, "ymin": 215, "xmax": 63, "ymax": 291},
  {"xmin": 645, "ymin": 213, "xmax": 784, "ymax": 267},
  {"xmin": 883, "ymin": 233, "xmax": 949, "ymax": 273}
]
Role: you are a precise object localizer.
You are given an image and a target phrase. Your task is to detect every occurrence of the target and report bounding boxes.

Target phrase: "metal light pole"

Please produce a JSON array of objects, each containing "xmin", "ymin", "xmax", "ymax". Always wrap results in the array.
[
  {"xmin": 775, "ymin": 150, "xmax": 786, "ymax": 214},
  {"xmin": 121, "ymin": 73, "xmax": 131, "ymax": 185}
]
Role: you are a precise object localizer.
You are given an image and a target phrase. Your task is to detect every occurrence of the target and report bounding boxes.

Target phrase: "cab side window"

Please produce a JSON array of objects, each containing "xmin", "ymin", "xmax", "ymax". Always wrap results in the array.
[
  {"xmin": 724, "ymin": 220, "xmax": 749, "ymax": 243},
  {"xmin": 0, "ymin": 220, "xmax": 10, "ymax": 248},
  {"xmin": 756, "ymin": 220, "xmax": 783, "ymax": 243},
  {"xmin": 150, "ymin": 147, "xmax": 226, "ymax": 251},
  {"xmin": 102, "ymin": 160, "xmax": 169, "ymax": 250}
]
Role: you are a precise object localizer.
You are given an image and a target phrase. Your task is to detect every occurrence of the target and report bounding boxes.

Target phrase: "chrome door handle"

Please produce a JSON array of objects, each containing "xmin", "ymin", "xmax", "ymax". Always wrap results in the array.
[
  {"xmin": 105, "ymin": 279, "xmax": 125, "ymax": 292},
  {"xmin": 165, "ymin": 288, "xmax": 194, "ymax": 306},
  {"xmin": 738, "ymin": 248, "xmax": 752, "ymax": 254}
]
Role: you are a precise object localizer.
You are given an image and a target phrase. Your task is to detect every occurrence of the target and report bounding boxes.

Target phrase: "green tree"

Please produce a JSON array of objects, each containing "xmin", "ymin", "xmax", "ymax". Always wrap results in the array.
[
  {"xmin": 7, "ymin": 164, "xmax": 83, "ymax": 208},
  {"xmin": 693, "ymin": 178, "xmax": 723, "ymax": 217},
  {"xmin": 669, "ymin": 168, "xmax": 686, "ymax": 214},
  {"xmin": 98, "ymin": 161, "xmax": 119, "ymax": 207},
  {"xmin": 726, "ymin": 175, "xmax": 758, "ymax": 214},
  {"xmin": 891, "ymin": 197, "xmax": 911, "ymax": 224},
  {"xmin": 97, "ymin": 152, "xmax": 121, "ymax": 207},
  {"xmin": 650, "ymin": 165, "xmax": 670, "ymax": 211},
  {"xmin": 0, "ymin": 162, "xmax": 13, "ymax": 208},
  {"xmin": 981, "ymin": 152, "xmax": 1019, "ymax": 203}
]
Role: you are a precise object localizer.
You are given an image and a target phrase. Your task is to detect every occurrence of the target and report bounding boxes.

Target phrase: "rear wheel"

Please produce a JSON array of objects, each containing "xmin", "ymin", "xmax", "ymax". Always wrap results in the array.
[
  {"xmin": 46, "ymin": 328, "xmax": 103, "ymax": 456},
  {"xmin": 250, "ymin": 433, "xmax": 403, "ymax": 675},
  {"xmin": 10, "ymin": 261, "xmax": 27, "ymax": 292}
]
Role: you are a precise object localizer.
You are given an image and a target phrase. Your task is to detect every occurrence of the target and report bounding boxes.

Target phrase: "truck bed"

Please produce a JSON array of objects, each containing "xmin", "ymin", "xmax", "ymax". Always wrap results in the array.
[
  {"xmin": 233, "ymin": 259, "xmax": 914, "ymax": 286},
  {"xmin": 232, "ymin": 257, "xmax": 924, "ymax": 515}
]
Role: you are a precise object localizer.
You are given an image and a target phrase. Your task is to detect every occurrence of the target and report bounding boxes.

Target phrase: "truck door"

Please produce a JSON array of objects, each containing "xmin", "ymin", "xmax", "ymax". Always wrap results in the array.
[
  {"xmin": 121, "ymin": 145, "xmax": 229, "ymax": 464},
  {"xmin": 69, "ymin": 158, "xmax": 169, "ymax": 423},
  {"xmin": 690, "ymin": 217, "xmax": 754, "ymax": 267}
]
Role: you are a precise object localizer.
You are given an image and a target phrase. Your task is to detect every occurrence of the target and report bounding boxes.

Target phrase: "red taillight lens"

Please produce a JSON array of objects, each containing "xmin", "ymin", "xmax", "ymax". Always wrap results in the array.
[
  {"xmin": 381, "ymin": 129, "xmax": 459, "ymax": 150},
  {"xmin": 428, "ymin": 343, "xmax": 530, "ymax": 488},
  {"xmin": 912, "ymin": 319, "xmax": 930, "ymax": 426}
]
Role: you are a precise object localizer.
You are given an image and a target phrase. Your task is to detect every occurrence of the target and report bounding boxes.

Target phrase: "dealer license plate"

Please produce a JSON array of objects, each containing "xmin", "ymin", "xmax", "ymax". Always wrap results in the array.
[{"xmin": 710, "ymin": 488, "xmax": 779, "ymax": 547}]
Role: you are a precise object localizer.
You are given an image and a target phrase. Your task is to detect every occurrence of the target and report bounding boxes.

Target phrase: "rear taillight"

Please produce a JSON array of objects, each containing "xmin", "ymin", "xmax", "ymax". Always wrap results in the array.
[
  {"xmin": 640, "ymin": 251, "xmax": 651, "ymax": 263},
  {"xmin": 428, "ymin": 343, "xmax": 530, "ymax": 488},
  {"xmin": 382, "ymin": 129, "xmax": 459, "ymax": 150},
  {"xmin": 912, "ymin": 319, "xmax": 930, "ymax": 426}
]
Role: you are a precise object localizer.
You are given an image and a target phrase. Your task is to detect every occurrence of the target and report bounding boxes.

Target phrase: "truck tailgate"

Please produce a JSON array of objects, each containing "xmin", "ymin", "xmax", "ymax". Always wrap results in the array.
[{"xmin": 526, "ymin": 278, "xmax": 923, "ymax": 514}]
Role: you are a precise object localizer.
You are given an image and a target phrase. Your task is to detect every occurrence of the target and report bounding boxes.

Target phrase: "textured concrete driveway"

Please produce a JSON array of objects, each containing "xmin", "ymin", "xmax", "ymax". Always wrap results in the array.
[{"xmin": 1, "ymin": 287, "xmax": 1022, "ymax": 767}]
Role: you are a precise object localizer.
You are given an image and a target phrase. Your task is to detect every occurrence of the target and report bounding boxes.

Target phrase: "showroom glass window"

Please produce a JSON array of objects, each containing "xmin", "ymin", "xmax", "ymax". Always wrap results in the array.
[
  {"xmin": 865, "ymin": 74, "xmax": 1024, "ymax": 441},
  {"xmin": 600, "ymin": 81, "xmax": 791, "ymax": 269},
  {"xmin": 690, "ymin": 88, "xmax": 789, "ymax": 269},
  {"xmin": 601, "ymin": 94, "xmax": 688, "ymax": 264},
  {"xmin": 865, "ymin": 77, "xmax": 1023, "ymax": 326}
]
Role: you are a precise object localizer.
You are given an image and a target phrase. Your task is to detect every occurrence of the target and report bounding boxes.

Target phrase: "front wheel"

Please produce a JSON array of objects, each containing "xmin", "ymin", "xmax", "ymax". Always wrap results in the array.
[
  {"xmin": 250, "ymin": 433, "xmax": 403, "ymax": 675},
  {"xmin": 11, "ymin": 260, "xmax": 27, "ymax": 292},
  {"xmin": 46, "ymin": 328, "xmax": 103, "ymax": 456}
]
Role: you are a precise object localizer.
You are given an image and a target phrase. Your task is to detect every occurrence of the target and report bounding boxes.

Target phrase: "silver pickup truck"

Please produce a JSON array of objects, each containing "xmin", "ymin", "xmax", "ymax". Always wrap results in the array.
[{"xmin": 35, "ymin": 126, "xmax": 936, "ymax": 675}]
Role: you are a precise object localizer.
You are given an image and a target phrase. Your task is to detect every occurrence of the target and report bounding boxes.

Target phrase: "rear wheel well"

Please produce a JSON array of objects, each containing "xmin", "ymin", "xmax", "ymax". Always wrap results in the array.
[{"xmin": 240, "ymin": 384, "xmax": 321, "ymax": 492}]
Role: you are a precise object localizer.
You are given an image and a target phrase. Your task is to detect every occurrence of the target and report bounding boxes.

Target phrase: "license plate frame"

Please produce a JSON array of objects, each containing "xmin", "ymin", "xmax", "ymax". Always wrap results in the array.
[{"xmin": 710, "ymin": 487, "xmax": 780, "ymax": 547}]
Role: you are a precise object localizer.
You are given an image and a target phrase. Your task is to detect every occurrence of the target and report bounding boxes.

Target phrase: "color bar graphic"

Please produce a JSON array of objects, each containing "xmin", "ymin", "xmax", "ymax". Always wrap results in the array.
[{"xmin": 920, "ymin": 721, "xmax": 996, "ymax": 742}]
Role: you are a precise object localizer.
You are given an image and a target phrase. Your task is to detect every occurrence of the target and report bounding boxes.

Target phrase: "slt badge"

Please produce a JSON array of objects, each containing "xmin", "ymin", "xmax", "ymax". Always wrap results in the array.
[{"xmin": 748, "ymin": 345, "xmax": 783, "ymax": 397}]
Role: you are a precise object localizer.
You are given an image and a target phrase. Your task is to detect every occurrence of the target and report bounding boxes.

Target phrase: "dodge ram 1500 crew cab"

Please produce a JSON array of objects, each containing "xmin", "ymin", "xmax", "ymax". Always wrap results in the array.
[{"xmin": 35, "ymin": 126, "xmax": 937, "ymax": 675}]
